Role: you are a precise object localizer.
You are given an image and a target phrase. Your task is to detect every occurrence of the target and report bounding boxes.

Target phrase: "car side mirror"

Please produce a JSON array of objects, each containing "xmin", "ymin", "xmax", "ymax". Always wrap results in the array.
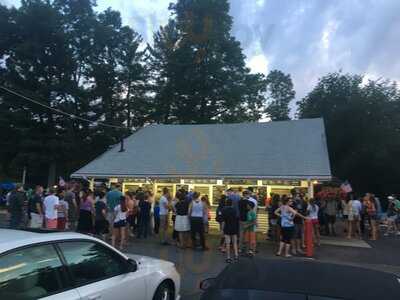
[
  {"xmin": 200, "ymin": 278, "xmax": 216, "ymax": 290},
  {"xmin": 126, "ymin": 258, "xmax": 138, "ymax": 273}
]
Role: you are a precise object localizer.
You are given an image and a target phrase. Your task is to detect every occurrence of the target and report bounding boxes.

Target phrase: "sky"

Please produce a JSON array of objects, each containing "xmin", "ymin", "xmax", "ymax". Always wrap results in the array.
[{"xmin": 3, "ymin": 0, "xmax": 400, "ymax": 113}]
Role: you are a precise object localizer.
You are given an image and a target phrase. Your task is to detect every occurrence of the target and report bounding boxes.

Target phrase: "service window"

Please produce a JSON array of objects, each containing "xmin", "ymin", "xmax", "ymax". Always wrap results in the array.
[
  {"xmin": 58, "ymin": 241, "xmax": 128, "ymax": 286},
  {"xmin": 0, "ymin": 244, "xmax": 67, "ymax": 300}
]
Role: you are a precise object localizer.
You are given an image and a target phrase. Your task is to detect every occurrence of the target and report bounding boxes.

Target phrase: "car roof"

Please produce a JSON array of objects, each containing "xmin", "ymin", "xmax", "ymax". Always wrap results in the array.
[
  {"xmin": 214, "ymin": 258, "xmax": 400, "ymax": 300},
  {"xmin": 0, "ymin": 228, "xmax": 100, "ymax": 254}
]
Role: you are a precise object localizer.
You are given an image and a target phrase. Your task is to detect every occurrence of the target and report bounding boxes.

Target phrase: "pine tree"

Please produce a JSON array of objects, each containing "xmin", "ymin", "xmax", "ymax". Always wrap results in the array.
[{"xmin": 149, "ymin": 0, "xmax": 266, "ymax": 124}]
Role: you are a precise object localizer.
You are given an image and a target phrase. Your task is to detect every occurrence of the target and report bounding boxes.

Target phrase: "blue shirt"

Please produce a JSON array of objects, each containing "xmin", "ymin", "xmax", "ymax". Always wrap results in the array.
[
  {"xmin": 106, "ymin": 189, "xmax": 122, "ymax": 210},
  {"xmin": 228, "ymin": 193, "xmax": 241, "ymax": 217}
]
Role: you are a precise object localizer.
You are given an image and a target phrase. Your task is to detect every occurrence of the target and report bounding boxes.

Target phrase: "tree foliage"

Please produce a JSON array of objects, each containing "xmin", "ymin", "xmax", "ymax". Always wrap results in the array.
[
  {"xmin": 0, "ymin": 0, "xmax": 149, "ymax": 184},
  {"xmin": 148, "ymin": 0, "xmax": 266, "ymax": 124},
  {"xmin": 297, "ymin": 72, "xmax": 400, "ymax": 194},
  {"xmin": 265, "ymin": 70, "xmax": 295, "ymax": 121}
]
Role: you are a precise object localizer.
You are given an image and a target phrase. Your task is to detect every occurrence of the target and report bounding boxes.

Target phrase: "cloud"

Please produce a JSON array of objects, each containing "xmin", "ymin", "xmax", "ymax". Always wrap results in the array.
[
  {"xmin": 229, "ymin": 0, "xmax": 400, "ymax": 112},
  {"xmin": 4, "ymin": 0, "xmax": 400, "ymax": 114}
]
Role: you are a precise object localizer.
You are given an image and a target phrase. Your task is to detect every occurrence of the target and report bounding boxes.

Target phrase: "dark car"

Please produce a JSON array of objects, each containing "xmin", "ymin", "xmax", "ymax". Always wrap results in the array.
[{"xmin": 200, "ymin": 258, "xmax": 400, "ymax": 300}]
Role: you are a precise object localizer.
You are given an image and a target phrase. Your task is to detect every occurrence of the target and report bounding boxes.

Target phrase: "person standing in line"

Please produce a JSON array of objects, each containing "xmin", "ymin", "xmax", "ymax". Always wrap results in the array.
[
  {"xmin": 57, "ymin": 189, "xmax": 69, "ymax": 230},
  {"xmin": 244, "ymin": 201, "xmax": 257, "ymax": 257},
  {"xmin": 341, "ymin": 196, "xmax": 351, "ymax": 234},
  {"xmin": 64, "ymin": 184, "xmax": 77, "ymax": 230},
  {"xmin": 8, "ymin": 184, "xmax": 27, "ymax": 229},
  {"xmin": 106, "ymin": 183, "xmax": 123, "ymax": 233},
  {"xmin": 94, "ymin": 191, "xmax": 109, "ymax": 240},
  {"xmin": 364, "ymin": 194, "xmax": 378, "ymax": 240},
  {"xmin": 174, "ymin": 192, "xmax": 190, "ymax": 248},
  {"xmin": 125, "ymin": 191, "xmax": 136, "ymax": 238},
  {"xmin": 77, "ymin": 190, "xmax": 95, "ymax": 234},
  {"xmin": 325, "ymin": 197, "xmax": 338, "ymax": 236},
  {"xmin": 238, "ymin": 192, "xmax": 250, "ymax": 252},
  {"xmin": 112, "ymin": 196, "xmax": 128, "ymax": 250},
  {"xmin": 159, "ymin": 187, "xmax": 171, "ymax": 245},
  {"xmin": 201, "ymin": 195, "xmax": 211, "ymax": 234},
  {"xmin": 137, "ymin": 192, "xmax": 151, "ymax": 239},
  {"xmin": 28, "ymin": 185, "xmax": 44, "ymax": 228},
  {"xmin": 43, "ymin": 187, "xmax": 60, "ymax": 229},
  {"xmin": 268, "ymin": 194, "xmax": 281, "ymax": 242},
  {"xmin": 171, "ymin": 193, "xmax": 180, "ymax": 244},
  {"xmin": 221, "ymin": 198, "xmax": 239, "ymax": 263},
  {"xmin": 307, "ymin": 198, "xmax": 320, "ymax": 246},
  {"xmin": 275, "ymin": 196, "xmax": 307, "ymax": 257},
  {"xmin": 247, "ymin": 191, "xmax": 258, "ymax": 250},
  {"xmin": 216, "ymin": 195, "xmax": 227, "ymax": 252},
  {"xmin": 189, "ymin": 192, "xmax": 208, "ymax": 251},
  {"xmin": 350, "ymin": 195, "xmax": 362, "ymax": 238},
  {"xmin": 291, "ymin": 195, "xmax": 306, "ymax": 255},
  {"xmin": 154, "ymin": 199, "xmax": 160, "ymax": 234}
]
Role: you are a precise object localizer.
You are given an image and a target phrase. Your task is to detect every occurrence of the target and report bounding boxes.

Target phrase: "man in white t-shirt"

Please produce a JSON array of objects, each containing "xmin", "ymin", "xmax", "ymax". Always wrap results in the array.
[
  {"xmin": 43, "ymin": 187, "xmax": 60, "ymax": 229},
  {"xmin": 159, "ymin": 187, "xmax": 170, "ymax": 245}
]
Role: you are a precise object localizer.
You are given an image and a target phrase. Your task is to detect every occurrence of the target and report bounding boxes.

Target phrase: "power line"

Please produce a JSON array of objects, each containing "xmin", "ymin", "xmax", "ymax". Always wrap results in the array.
[{"xmin": 0, "ymin": 85, "xmax": 127, "ymax": 130}]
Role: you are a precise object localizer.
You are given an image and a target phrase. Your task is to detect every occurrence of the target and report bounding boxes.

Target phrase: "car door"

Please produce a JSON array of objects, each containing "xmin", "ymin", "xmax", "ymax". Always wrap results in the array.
[
  {"xmin": 0, "ymin": 243, "xmax": 80, "ymax": 300},
  {"xmin": 58, "ymin": 241, "xmax": 147, "ymax": 300}
]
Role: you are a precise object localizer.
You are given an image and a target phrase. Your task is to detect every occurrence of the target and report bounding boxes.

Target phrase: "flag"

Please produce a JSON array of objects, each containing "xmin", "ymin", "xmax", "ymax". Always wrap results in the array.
[
  {"xmin": 59, "ymin": 176, "xmax": 66, "ymax": 187},
  {"xmin": 340, "ymin": 181, "xmax": 352, "ymax": 193}
]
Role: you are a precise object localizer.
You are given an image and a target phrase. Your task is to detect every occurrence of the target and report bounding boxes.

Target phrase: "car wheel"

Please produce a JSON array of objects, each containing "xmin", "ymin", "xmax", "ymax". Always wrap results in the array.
[{"xmin": 153, "ymin": 282, "xmax": 174, "ymax": 300}]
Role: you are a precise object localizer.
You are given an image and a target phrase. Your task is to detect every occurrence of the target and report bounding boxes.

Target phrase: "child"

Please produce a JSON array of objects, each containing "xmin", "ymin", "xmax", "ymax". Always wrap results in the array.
[
  {"xmin": 244, "ymin": 201, "xmax": 257, "ymax": 257},
  {"xmin": 221, "ymin": 198, "xmax": 239, "ymax": 263},
  {"xmin": 57, "ymin": 195, "xmax": 69, "ymax": 230}
]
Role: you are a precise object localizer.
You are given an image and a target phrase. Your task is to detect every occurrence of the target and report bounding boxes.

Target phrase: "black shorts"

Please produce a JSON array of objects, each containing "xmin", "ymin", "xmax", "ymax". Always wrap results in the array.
[
  {"xmin": 294, "ymin": 223, "xmax": 303, "ymax": 239},
  {"xmin": 326, "ymin": 214, "xmax": 336, "ymax": 224},
  {"xmin": 281, "ymin": 227, "xmax": 294, "ymax": 244},
  {"xmin": 114, "ymin": 220, "xmax": 127, "ymax": 228}
]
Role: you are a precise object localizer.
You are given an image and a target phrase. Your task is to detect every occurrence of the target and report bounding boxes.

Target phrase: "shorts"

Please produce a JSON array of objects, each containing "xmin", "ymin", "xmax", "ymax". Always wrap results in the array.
[
  {"xmin": 368, "ymin": 214, "xmax": 378, "ymax": 221},
  {"xmin": 293, "ymin": 223, "xmax": 303, "ymax": 239},
  {"xmin": 326, "ymin": 214, "xmax": 336, "ymax": 224},
  {"xmin": 342, "ymin": 215, "xmax": 348, "ymax": 220},
  {"xmin": 57, "ymin": 217, "xmax": 66, "ymax": 230},
  {"xmin": 46, "ymin": 218, "xmax": 58, "ymax": 229},
  {"xmin": 281, "ymin": 226, "xmax": 294, "ymax": 244},
  {"xmin": 114, "ymin": 220, "xmax": 127, "ymax": 228},
  {"xmin": 311, "ymin": 219, "xmax": 319, "ymax": 225},
  {"xmin": 160, "ymin": 215, "xmax": 169, "ymax": 229},
  {"xmin": 348, "ymin": 214, "xmax": 360, "ymax": 221},
  {"xmin": 30, "ymin": 213, "xmax": 43, "ymax": 228},
  {"xmin": 245, "ymin": 231, "xmax": 256, "ymax": 245}
]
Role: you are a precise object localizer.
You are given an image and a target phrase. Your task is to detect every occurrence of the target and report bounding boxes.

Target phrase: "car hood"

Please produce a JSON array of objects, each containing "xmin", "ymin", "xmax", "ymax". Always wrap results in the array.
[{"xmin": 125, "ymin": 253, "xmax": 175, "ymax": 269}]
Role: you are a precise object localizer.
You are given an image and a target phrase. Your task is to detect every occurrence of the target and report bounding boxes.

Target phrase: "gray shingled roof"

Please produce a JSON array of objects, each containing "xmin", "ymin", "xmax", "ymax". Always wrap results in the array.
[{"xmin": 71, "ymin": 118, "xmax": 332, "ymax": 180}]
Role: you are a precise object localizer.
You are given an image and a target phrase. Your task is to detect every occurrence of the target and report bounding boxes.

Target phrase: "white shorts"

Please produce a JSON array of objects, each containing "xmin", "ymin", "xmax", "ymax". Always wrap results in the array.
[
  {"xmin": 175, "ymin": 215, "xmax": 190, "ymax": 232},
  {"xmin": 30, "ymin": 213, "xmax": 43, "ymax": 228}
]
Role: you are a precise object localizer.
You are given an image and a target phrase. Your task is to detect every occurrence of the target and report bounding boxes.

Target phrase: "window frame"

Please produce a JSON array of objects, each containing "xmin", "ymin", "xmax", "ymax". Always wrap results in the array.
[
  {"xmin": 0, "ymin": 242, "xmax": 74, "ymax": 298},
  {"xmin": 55, "ymin": 239, "xmax": 133, "ymax": 289}
]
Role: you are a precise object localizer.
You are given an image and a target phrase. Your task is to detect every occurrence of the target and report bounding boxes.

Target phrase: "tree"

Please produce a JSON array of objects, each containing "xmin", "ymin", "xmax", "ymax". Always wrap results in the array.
[
  {"xmin": 0, "ymin": 0, "xmax": 149, "ymax": 185},
  {"xmin": 148, "ymin": 0, "xmax": 266, "ymax": 124},
  {"xmin": 297, "ymin": 72, "xmax": 400, "ymax": 195},
  {"xmin": 265, "ymin": 70, "xmax": 295, "ymax": 121}
]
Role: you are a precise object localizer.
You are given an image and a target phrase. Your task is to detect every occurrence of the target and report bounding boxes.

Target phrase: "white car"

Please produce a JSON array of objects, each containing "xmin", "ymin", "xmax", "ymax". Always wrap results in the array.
[{"xmin": 0, "ymin": 229, "xmax": 180, "ymax": 300}]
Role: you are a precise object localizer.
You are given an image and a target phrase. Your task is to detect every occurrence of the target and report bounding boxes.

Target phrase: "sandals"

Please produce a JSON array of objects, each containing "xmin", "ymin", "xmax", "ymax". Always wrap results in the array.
[{"xmin": 226, "ymin": 258, "xmax": 233, "ymax": 263}]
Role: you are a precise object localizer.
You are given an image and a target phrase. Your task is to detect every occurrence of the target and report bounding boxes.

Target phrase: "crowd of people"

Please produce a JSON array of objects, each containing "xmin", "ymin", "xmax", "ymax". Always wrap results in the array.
[{"xmin": 3, "ymin": 181, "xmax": 400, "ymax": 263}]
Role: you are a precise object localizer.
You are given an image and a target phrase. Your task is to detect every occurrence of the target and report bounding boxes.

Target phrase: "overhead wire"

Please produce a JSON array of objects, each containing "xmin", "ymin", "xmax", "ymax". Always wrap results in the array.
[{"xmin": 0, "ymin": 85, "xmax": 128, "ymax": 130}]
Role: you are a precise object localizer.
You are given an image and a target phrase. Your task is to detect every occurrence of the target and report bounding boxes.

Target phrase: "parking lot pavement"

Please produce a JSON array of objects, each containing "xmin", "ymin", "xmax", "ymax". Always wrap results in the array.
[
  {"xmin": 1, "ymin": 210, "xmax": 400, "ymax": 299},
  {"xmin": 122, "ymin": 233, "xmax": 400, "ymax": 300}
]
